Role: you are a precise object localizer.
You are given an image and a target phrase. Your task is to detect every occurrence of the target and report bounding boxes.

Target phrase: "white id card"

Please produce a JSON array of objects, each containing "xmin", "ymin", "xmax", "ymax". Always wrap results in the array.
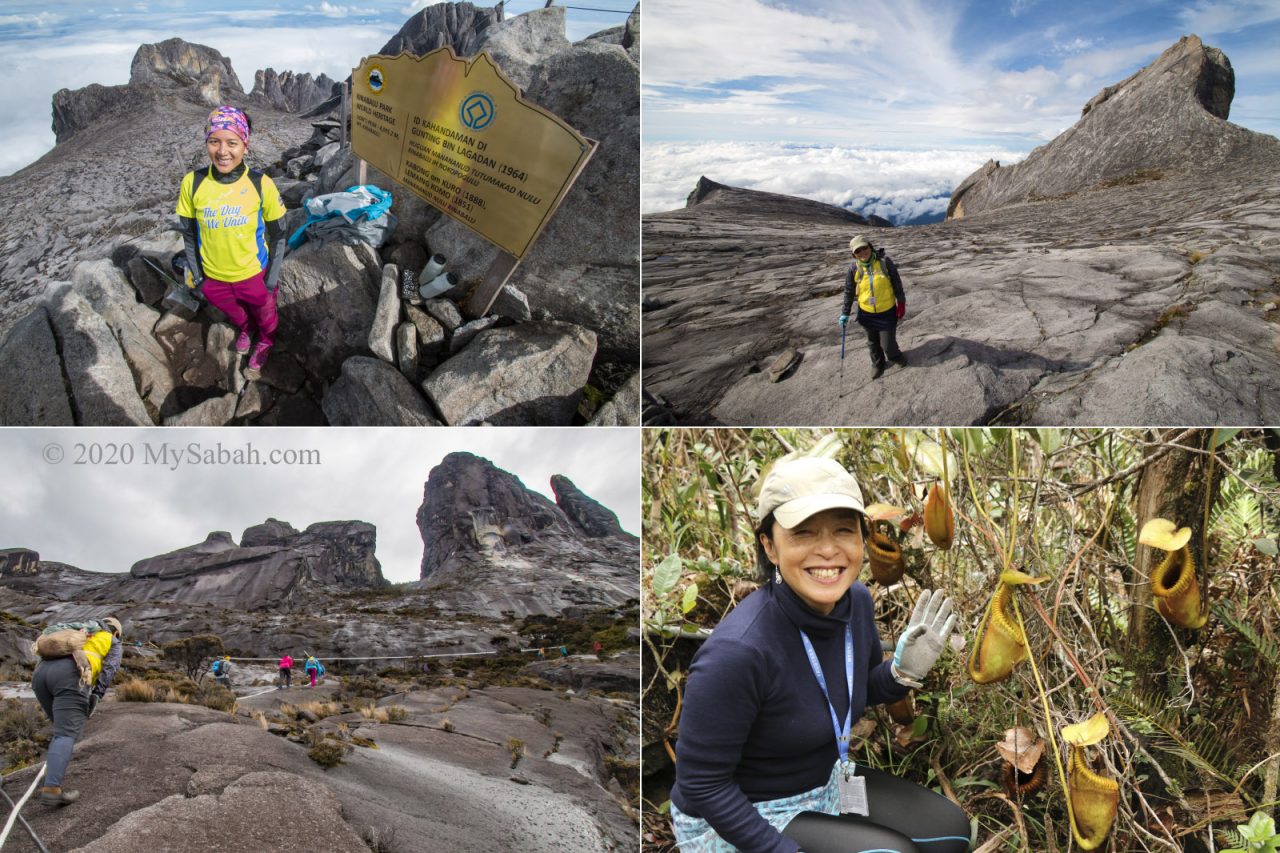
[{"xmin": 837, "ymin": 761, "xmax": 869, "ymax": 816}]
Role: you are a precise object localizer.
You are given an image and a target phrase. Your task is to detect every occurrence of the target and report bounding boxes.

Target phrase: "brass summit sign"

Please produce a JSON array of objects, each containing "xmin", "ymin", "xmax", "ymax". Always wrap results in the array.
[{"xmin": 350, "ymin": 47, "xmax": 595, "ymax": 260}]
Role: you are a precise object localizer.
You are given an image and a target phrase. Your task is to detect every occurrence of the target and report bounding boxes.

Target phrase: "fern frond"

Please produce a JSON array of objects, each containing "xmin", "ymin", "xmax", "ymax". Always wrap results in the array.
[
  {"xmin": 1109, "ymin": 689, "xmax": 1248, "ymax": 795},
  {"xmin": 1213, "ymin": 602, "xmax": 1280, "ymax": 667}
]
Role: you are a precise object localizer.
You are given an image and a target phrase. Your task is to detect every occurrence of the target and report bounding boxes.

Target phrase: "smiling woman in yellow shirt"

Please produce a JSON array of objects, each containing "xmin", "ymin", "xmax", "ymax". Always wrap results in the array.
[{"xmin": 176, "ymin": 105, "xmax": 287, "ymax": 371}]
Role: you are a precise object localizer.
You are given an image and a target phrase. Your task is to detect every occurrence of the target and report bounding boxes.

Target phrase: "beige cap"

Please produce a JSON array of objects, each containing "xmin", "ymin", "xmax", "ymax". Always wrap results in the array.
[
  {"xmin": 103, "ymin": 617, "xmax": 122, "ymax": 636},
  {"xmin": 849, "ymin": 235, "xmax": 870, "ymax": 254},
  {"xmin": 757, "ymin": 457, "xmax": 865, "ymax": 529}
]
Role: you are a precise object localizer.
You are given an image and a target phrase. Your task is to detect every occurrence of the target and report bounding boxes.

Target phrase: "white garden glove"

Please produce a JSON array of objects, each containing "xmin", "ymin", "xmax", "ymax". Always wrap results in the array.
[{"xmin": 892, "ymin": 589, "xmax": 957, "ymax": 688}]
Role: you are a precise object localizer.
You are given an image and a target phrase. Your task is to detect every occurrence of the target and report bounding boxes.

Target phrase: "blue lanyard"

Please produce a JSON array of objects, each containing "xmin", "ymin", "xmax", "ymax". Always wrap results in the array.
[{"xmin": 799, "ymin": 626, "xmax": 854, "ymax": 764}]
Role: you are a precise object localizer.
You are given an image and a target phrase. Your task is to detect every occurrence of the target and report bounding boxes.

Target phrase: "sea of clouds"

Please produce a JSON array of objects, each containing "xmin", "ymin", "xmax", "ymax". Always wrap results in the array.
[{"xmin": 642, "ymin": 141, "xmax": 1030, "ymax": 223}]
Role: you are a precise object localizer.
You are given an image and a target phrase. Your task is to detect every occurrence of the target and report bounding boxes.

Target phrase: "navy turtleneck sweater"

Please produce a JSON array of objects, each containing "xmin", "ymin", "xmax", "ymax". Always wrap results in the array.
[{"xmin": 672, "ymin": 580, "xmax": 908, "ymax": 853}]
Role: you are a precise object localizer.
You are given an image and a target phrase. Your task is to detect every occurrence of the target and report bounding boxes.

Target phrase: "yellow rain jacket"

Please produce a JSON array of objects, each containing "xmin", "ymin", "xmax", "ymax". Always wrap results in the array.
[{"xmin": 83, "ymin": 629, "xmax": 115, "ymax": 684}]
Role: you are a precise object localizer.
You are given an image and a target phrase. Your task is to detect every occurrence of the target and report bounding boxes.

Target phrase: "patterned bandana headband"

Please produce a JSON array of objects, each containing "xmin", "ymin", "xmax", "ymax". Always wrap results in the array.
[{"xmin": 206, "ymin": 106, "xmax": 250, "ymax": 146}]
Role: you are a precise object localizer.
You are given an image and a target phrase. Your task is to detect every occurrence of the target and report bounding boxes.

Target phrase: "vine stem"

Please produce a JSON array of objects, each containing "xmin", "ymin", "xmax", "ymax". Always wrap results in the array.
[{"xmin": 1012, "ymin": 591, "xmax": 1075, "ymax": 844}]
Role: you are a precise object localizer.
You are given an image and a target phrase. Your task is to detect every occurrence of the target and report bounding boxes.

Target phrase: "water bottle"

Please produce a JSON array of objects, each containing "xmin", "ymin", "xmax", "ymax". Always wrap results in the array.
[
  {"xmin": 419, "ymin": 271, "xmax": 459, "ymax": 300},
  {"xmin": 420, "ymin": 253, "xmax": 447, "ymax": 282}
]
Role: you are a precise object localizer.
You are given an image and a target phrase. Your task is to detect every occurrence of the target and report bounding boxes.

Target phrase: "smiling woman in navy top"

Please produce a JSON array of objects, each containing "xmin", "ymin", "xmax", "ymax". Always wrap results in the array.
[{"xmin": 670, "ymin": 457, "xmax": 972, "ymax": 853}]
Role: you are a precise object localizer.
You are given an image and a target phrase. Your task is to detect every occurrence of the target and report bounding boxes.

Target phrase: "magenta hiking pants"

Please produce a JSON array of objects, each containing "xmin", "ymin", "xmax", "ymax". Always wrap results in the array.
[{"xmin": 201, "ymin": 270, "xmax": 277, "ymax": 347}]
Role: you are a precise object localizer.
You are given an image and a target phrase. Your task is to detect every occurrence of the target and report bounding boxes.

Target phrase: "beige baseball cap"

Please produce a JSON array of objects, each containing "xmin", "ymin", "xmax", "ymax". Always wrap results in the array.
[
  {"xmin": 849, "ymin": 235, "xmax": 871, "ymax": 254},
  {"xmin": 757, "ymin": 457, "xmax": 865, "ymax": 529}
]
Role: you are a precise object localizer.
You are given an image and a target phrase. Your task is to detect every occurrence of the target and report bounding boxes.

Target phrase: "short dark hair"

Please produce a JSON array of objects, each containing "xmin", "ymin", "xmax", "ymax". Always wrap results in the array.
[{"xmin": 753, "ymin": 510, "xmax": 869, "ymax": 584}]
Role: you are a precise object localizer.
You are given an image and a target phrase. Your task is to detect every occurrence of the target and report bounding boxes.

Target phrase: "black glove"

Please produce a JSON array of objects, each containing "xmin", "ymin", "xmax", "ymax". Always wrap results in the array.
[{"xmin": 88, "ymin": 693, "xmax": 100, "ymax": 716}]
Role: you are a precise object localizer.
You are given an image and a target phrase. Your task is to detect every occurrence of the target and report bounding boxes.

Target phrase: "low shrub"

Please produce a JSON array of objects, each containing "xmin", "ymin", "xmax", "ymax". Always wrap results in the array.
[
  {"xmin": 507, "ymin": 736, "xmax": 524, "ymax": 769},
  {"xmin": 115, "ymin": 679, "xmax": 158, "ymax": 702},
  {"xmin": 195, "ymin": 683, "xmax": 236, "ymax": 712},
  {"xmin": 281, "ymin": 700, "xmax": 342, "ymax": 720},
  {"xmin": 308, "ymin": 737, "xmax": 350, "ymax": 769},
  {"xmin": 357, "ymin": 704, "xmax": 408, "ymax": 723},
  {"xmin": 0, "ymin": 698, "xmax": 48, "ymax": 743},
  {"xmin": 3, "ymin": 737, "xmax": 43, "ymax": 772}
]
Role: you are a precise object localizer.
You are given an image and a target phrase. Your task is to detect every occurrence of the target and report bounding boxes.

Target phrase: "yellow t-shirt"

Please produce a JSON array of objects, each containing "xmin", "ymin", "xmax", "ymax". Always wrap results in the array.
[{"xmin": 176, "ymin": 167, "xmax": 286, "ymax": 282}]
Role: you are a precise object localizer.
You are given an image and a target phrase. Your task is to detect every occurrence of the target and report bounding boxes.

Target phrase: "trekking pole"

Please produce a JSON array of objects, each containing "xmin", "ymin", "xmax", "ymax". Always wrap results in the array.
[
  {"xmin": 839, "ymin": 322, "xmax": 847, "ymax": 397},
  {"xmin": 0, "ymin": 762, "xmax": 47, "ymax": 851}
]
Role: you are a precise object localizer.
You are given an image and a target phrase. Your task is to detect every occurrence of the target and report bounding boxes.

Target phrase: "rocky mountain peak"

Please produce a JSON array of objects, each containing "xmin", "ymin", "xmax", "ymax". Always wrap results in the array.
[
  {"xmin": 250, "ymin": 68, "xmax": 337, "ymax": 114},
  {"xmin": 675, "ymin": 175, "xmax": 879, "ymax": 226},
  {"xmin": 1080, "ymin": 35, "xmax": 1232, "ymax": 120},
  {"xmin": 687, "ymin": 176, "xmax": 727, "ymax": 206},
  {"xmin": 417, "ymin": 452, "xmax": 578, "ymax": 580},
  {"xmin": 946, "ymin": 35, "xmax": 1269, "ymax": 220},
  {"xmin": 550, "ymin": 474, "xmax": 626, "ymax": 538},
  {"xmin": 415, "ymin": 453, "xmax": 637, "ymax": 618},
  {"xmin": 240, "ymin": 518, "xmax": 302, "ymax": 548},
  {"xmin": 129, "ymin": 37, "xmax": 244, "ymax": 102},
  {"xmin": 378, "ymin": 1, "xmax": 501, "ymax": 59},
  {"xmin": 108, "ymin": 519, "xmax": 384, "ymax": 609}
]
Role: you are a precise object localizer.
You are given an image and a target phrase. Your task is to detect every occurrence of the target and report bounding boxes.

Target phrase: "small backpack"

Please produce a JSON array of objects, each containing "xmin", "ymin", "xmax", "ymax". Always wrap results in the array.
[{"xmin": 212, "ymin": 659, "xmax": 226, "ymax": 675}]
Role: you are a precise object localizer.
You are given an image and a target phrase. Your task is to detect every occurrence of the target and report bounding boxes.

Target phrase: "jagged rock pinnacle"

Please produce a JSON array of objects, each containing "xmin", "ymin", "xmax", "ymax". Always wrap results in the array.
[{"xmin": 947, "ymin": 35, "xmax": 1252, "ymax": 220}]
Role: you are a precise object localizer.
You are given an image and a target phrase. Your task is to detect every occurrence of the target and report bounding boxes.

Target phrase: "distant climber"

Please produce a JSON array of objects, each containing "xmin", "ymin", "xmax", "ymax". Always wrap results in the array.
[
  {"xmin": 176, "ymin": 105, "xmax": 287, "ymax": 372},
  {"xmin": 839, "ymin": 236, "xmax": 908, "ymax": 380},
  {"xmin": 304, "ymin": 655, "xmax": 325, "ymax": 688},
  {"xmin": 278, "ymin": 653, "xmax": 294, "ymax": 689},
  {"xmin": 592, "ymin": 640, "xmax": 603, "ymax": 656},
  {"xmin": 212, "ymin": 655, "xmax": 232, "ymax": 687},
  {"xmin": 31, "ymin": 616, "xmax": 124, "ymax": 807}
]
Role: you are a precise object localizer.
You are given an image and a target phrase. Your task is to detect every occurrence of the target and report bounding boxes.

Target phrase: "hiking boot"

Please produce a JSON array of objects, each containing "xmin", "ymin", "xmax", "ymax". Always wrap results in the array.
[
  {"xmin": 890, "ymin": 353, "xmax": 908, "ymax": 367},
  {"xmin": 234, "ymin": 328, "xmax": 252, "ymax": 354},
  {"xmin": 248, "ymin": 342, "xmax": 271, "ymax": 371},
  {"xmin": 871, "ymin": 364, "xmax": 885, "ymax": 380},
  {"xmin": 39, "ymin": 786, "xmax": 80, "ymax": 806}
]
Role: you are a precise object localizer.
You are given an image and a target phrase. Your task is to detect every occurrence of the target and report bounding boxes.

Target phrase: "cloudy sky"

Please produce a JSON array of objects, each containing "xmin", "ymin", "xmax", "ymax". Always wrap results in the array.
[
  {"xmin": 0, "ymin": 427, "xmax": 639, "ymax": 583},
  {"xmin": 0, "ymin": 0, "xmax": 635, "ymax": 177},
  {"xmin": 643, "ymin": 0, "xmax": 1280, "ymax": 219}
]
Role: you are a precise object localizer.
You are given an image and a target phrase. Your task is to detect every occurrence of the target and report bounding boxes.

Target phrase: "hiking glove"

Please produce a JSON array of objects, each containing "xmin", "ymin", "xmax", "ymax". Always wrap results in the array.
[
  {"xmin": 892, "ymin": 589, "xmax": 957, "ymax": 688},
  {"xmin": 839, "ymin": 314, "xmax": 849, "ymax": 327},
  {"xmin": 896, "ymin": 301, "xmax": 906, "ymax": 320}
]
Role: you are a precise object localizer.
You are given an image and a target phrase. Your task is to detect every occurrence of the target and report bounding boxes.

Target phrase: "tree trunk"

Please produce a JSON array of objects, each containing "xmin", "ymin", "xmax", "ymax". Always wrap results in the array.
[{"xmin": 1127, "ymin": 429, "xmax": 1219, "ymax": 698}]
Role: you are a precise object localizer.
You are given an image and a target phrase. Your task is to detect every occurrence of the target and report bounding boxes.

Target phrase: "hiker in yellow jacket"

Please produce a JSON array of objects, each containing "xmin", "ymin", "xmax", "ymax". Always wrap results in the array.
[
  {"xmin": 31, "ymin": 617, "xmax": 123, "ymax": 806},
  {"xmin": 839, "ymin": 235, "xmax": 908, "ymax": 380}
]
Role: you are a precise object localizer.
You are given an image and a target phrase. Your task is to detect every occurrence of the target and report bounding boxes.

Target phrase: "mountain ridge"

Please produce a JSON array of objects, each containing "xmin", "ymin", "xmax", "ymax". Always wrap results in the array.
[{"xmin": 641, "ymin": 35, "xmax": 1280, "ymax": 426}]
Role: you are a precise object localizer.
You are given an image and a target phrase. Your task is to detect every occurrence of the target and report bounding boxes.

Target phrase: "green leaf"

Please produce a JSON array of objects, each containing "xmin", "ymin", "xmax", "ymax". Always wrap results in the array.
[
  {"xmin": 1034, "ymin": 428, "xmax": 1062, "ymax": 454},
  {"xmin": 808, "ymin": 433, "xmax": 845, "ymax": 459},
  {"xmin": 681, "ymin": 582, "xmax": 699, "ymax": 614},
  {"xmin": 1212, "ymin": 427, "xmax": 1243, "ymax": 449},
  {"xmin": 911, "ymin": 715, "xmax": 930, "ymax": 738},
  {"xmin": 652, "ymin": 554, "xmax": 682, "ymax": 598},
  {"xmin": 658, "ymin": 799, "xmax": 672, "ymax": 815},
  {"xmin": 950, "ymin": 428, "xmax": 985, "ymax": 455},
  {"xmin": 1254, "ymin": 538, "xmax": 1279, "ymax": 557},
  {"xmin": 903, "ymin": 432, "xmax": 957, "ymax": 482}
]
